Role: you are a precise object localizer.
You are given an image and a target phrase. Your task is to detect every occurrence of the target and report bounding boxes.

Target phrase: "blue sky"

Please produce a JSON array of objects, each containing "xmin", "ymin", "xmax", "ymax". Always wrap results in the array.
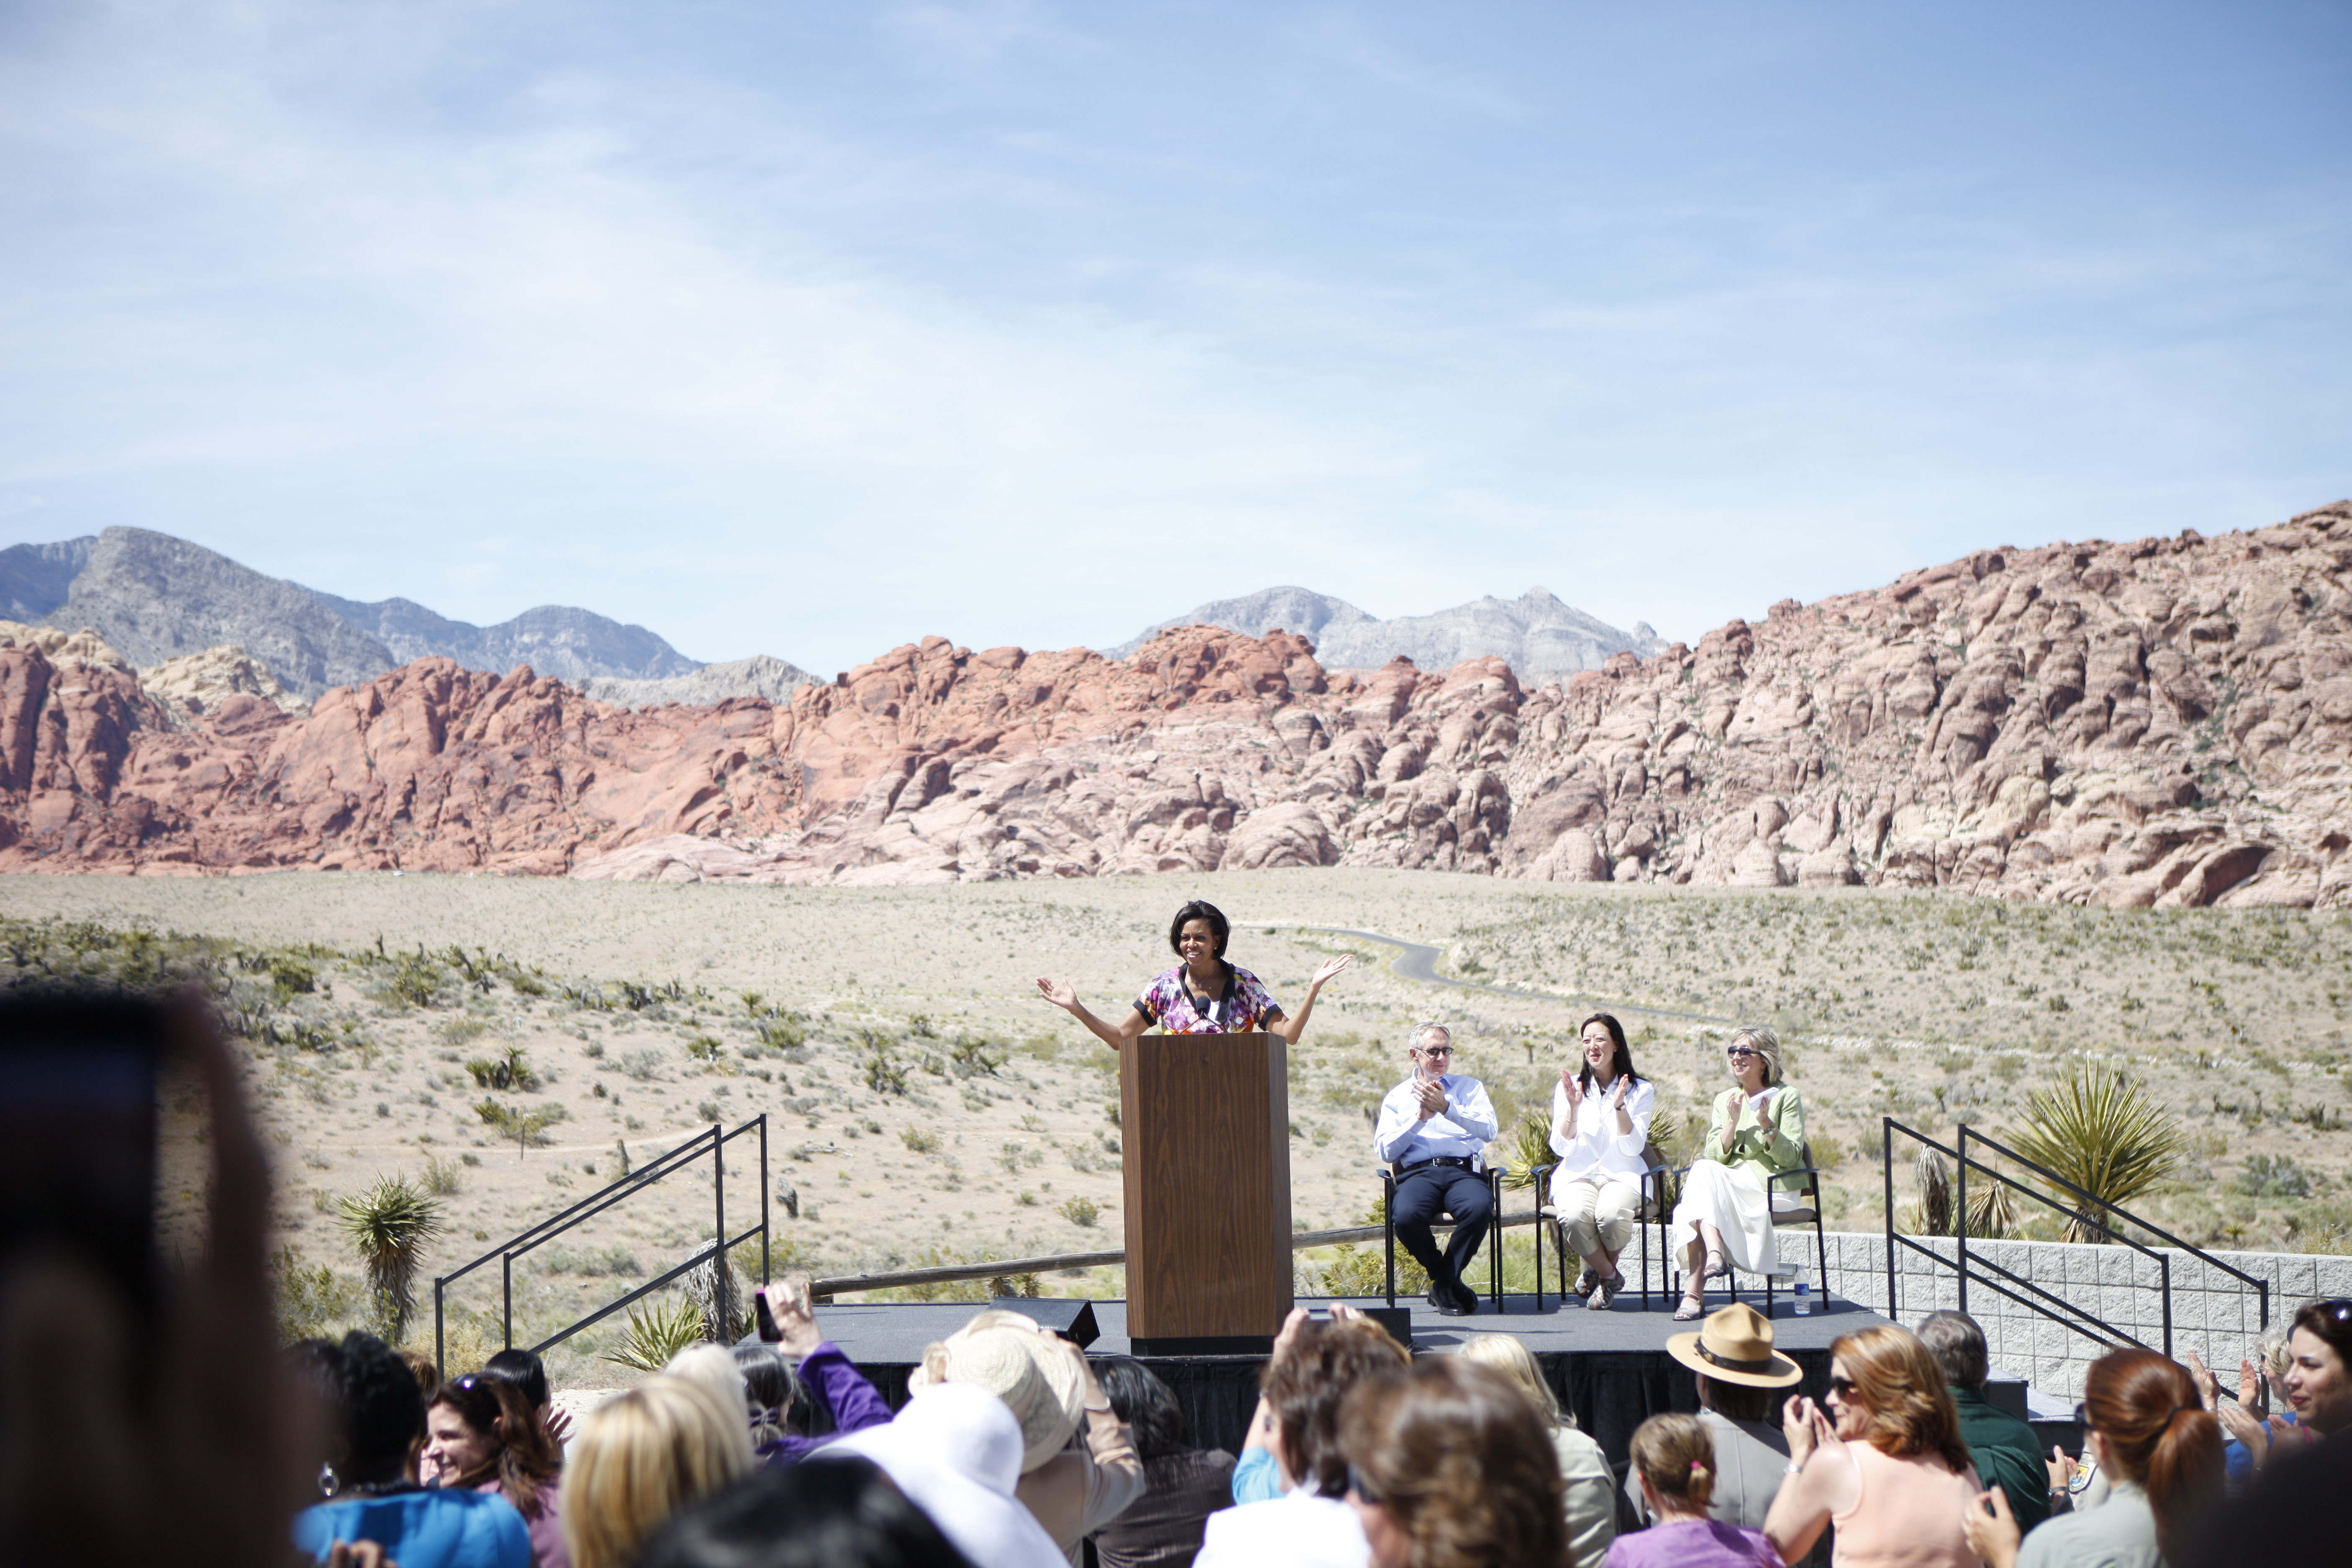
[{"xmin": 2, "ymin": 1, "xmax": 2346, "ymax": 673}]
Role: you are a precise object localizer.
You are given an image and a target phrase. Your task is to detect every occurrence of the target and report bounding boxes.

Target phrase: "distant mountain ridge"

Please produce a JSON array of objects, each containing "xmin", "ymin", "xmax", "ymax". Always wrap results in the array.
[
  {"xmin": 1109, "ymin": 584, "xmax": 1666, "ymax": 685},
  {"xmin": 0, "ymin": 525, "xmax": 811, "ymax": 704}
]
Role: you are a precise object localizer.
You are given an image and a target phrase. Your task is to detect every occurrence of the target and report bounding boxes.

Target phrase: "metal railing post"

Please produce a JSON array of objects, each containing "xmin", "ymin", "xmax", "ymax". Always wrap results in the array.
[
  {"xmin": 1956, "ymin": 1124, "xmax": 1970, "ymax": 1315},
  {"xmin": 2161, "ymin": 1253, "xmax": 2173, "ymax": 1359},
  {"xmin": 434, "ymin": 1278, "xmax": 445, "ymax": 1375},
  {"xmin": 758, "ymin": 1113, "xmax": 771, "ymax": 1285},
  {"xmin": 1882, "ymin": 1117, "xmax": 1897, "ymax": 1319},
  {"xmin": 502, "ymin": 1252, "xmax": 514, "ymax": 1350},
  {"xmin": 713, "ymin": 1123, "xmax": 728, "ymax": 1338}
]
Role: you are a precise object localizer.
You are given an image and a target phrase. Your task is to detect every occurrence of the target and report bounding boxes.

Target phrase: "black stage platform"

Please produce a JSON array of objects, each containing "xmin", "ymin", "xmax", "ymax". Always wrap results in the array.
[{"xmin": 817, "ymin": 1290, "xmax": 1890, "ymax": 1464}]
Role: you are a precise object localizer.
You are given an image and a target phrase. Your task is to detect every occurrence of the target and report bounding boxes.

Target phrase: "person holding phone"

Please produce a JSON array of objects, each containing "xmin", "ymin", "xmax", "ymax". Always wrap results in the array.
[
  {"xmin": 1373, "ymin": 1023, "xmax": 1498, "ymax": 1318},
  {"xmin": 1034, "ymin": 900, "xmax": 1351, "ymax": 1052},
  {"xmin": 1670, "ymin": 1026, "xmax": 1808, "ymax": 1320},
  {"xmin": 750, "ymin": 1276, "xmax": 893, "ymax": 1465}
]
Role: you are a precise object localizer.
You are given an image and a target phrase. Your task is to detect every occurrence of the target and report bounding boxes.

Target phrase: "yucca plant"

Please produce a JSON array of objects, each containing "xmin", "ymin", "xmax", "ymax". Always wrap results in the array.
[
  {"xmin": 680, "ymin": 1254, "xmax": 753, "ymax": 1343},
  {"xmin": 338, "ymin": 1175, "xmax": 444, "ymax": 1343},
  {"xmin": 604, "ymin": 1295, "xmax": 708, "ymax": 1372},
  {"xmin": 1906, "ymin": 1148, "xmax": 1954, "ymax": 1236},
  {"xmin": 1502, "ymin": 1112, "xmax": 1553, "ymax": 1191},
  {"xmin": 1965, "ymin": 1175, "xmax": 2019, "ymax": 1240},
  {"xmin": 2007, "ymin": 1067, "xmax": 2183, "ymax": 1243}
]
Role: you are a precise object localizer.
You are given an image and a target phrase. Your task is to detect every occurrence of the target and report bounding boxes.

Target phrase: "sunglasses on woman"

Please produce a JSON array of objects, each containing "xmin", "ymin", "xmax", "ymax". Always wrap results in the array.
[{"xmin": 1727, "ymin": 1047, "xmax": 1760, "ymax": 1060}]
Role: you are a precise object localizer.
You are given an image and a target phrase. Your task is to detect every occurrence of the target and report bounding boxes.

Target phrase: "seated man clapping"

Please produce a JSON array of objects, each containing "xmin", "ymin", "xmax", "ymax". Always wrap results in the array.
[{"xmin": 1372, "ymin": 1023, "xmax": 1498, "ymax": 1317}]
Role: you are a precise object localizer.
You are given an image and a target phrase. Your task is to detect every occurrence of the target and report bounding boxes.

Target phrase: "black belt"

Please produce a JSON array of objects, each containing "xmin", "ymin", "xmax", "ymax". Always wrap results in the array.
[{"xmin": 1401, "ymin": 1156, "xmax": 1476, "ymax": 1174}]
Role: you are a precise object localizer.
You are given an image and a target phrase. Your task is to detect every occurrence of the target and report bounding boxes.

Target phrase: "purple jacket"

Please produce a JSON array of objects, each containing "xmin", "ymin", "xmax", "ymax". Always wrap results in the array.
[{"xmin": 758, "ymin": 1341, "xmax": 893, "ymax": 1465}]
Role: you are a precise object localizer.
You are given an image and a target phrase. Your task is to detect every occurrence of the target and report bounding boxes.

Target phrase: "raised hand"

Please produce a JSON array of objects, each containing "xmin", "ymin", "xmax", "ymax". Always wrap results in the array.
[
  {"xmin": 760, "ymin": 1274, "xmax": 823, "ymax": 1357},
  {"xmin": 1609, "ymin": 1075, "xmax": 1630, "ymax": 1109},
  {"xmin": 1960, "ymin": 1488, "xmax": 2020, "ymax": 1568},
  {"xmin": 2214, "ymin": 1398, "xmax": 2269, "ymax": 1463},
  {"xmin": 1782, "ymin": 1394, "xmax": 1819, "ymax": 1465},
  {"xmin": 1271, "ymin": 1305, "xmax": 1315, "ymax": 1359},
  {"xmin": 2045, "ymin": 1444, "xmax": 2076, "ymax": 1494},
  {"xmin": 1307, "ymin": 955, "xmax": 1354, "ymax": 989},
  {"xmin": 1560, "ymin": 1069, "xmax": 1583, "ymax": 1107},
  {"xmin": 2184, "ymin": 1349, "xmax": 2222, "ymax": 1410},
  {"xmin": 2237, "ymin": 1356, "xmax": 2266, "ymax": 1412},
  {"xmin": 1034, "ymin": 977, "xmax": 1078, "ymax": 1011}
]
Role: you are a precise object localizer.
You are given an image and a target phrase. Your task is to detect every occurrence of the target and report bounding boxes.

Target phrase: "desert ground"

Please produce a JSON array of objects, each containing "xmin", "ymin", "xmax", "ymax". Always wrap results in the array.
[{"xmin": 4, "ymin": 869, "xmax": 2347, "ymax": 1387}]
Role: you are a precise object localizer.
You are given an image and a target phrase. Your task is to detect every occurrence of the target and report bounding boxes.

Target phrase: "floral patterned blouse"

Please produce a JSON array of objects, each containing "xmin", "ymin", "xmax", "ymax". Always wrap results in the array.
[{"xmin": 1132, "ymin": 964, "xmax": 1284, "ymax": 1034}]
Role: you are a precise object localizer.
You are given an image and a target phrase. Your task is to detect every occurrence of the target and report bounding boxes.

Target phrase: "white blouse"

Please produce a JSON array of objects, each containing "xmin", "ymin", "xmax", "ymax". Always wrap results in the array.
[{"xmin": 1548, "ymin": 1073, "xmax": 1657, "ymax": 1186}]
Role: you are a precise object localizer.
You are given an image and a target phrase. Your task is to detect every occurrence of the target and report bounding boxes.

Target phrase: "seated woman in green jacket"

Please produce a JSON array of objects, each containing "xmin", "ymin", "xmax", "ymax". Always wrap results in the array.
[{"xmin": 1670, "ymin": 1025, "xmax": 1808, "ymax": 1320}]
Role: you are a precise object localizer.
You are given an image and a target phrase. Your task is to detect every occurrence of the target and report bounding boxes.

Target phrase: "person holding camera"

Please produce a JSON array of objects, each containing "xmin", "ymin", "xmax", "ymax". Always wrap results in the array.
[{"xmin": 1373, "ymin": 1023, "xmax": 1499, "ymax": 1318}]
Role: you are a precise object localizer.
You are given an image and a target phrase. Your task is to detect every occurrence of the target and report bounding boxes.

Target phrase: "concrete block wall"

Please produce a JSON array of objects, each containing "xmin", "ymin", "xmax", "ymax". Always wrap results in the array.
[{"xmin": 1763, "ymin": 1230, "xmax": 2352, "ymax": 1399}]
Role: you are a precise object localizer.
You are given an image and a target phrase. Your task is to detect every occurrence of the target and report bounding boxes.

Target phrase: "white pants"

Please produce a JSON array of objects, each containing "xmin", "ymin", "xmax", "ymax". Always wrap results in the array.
[
  {"xmin": 1670, "ymin": 1159, "xmax": 1777, "ymax": 1278},
  {"xmin": 1551, "ymin": 1174, "xmax": 1640, "ymax": 1257}
]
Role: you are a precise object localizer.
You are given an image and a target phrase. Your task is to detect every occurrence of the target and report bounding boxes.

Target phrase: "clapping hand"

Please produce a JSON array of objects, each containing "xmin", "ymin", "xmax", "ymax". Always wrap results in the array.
[
  {"xmin": 1560, "ymin": 1068, "xmax": 1583, "ymax": 1108},
  {"xmin": 1961, "ymin": 1488, "xmax": 2021, "ymax": 1568},
  {"xmin": 1034, "ymin": 978, "xmax": 1078, "ymax": 1011},
  {"xmin": 1781, "ymin": 1394, "xmax": 1839, "ymax": 1470},
  {"xmin": 1415, "ymin": 1077, "xmax": 1448, "ymax": 1119},
  {"xmin": 1609, "ymin": 1075, "xmax": 1630, "ymax": 1110}
]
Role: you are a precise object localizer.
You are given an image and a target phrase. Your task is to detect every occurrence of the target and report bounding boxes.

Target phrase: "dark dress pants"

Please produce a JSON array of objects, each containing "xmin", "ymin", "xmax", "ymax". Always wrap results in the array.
[{"xmin": 1391, "ymin": 1164, "xmax": 1492, "ymax": 1294}]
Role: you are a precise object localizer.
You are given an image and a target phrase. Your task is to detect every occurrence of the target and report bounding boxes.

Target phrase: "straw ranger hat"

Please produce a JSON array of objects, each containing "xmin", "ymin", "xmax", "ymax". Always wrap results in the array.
[
  {"xmin": 1665, "ymin": 1303, "xmax": 1803, "ymax": 1388},
  {"xmin": 911, "ymin": 1310, "xmax": 1088, "ymax": 1473}
]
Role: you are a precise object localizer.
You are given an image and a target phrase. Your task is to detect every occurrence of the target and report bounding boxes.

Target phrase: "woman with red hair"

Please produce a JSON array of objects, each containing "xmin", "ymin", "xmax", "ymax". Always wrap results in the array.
[
  {"xmin": 1963, "ymin": 1347, "xmax": 2224, "ymax": 1568},
  {"xmin": 1763, "ymin": 1324, "xmax": 1981, "ymax": 1567}
]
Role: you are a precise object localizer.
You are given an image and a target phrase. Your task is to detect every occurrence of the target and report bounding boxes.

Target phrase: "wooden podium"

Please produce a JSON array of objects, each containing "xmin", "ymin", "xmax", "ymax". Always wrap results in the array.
[{"xmin": 1121, "ymin": 1032, "xmax": 1293, "ymax": 1355}]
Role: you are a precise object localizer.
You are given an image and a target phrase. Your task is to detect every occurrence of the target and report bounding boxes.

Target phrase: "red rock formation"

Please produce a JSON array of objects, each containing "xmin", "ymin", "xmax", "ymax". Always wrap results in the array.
[{"xmin": 3, "ymin": 503, "xmax": 2348, "ymax": 907}]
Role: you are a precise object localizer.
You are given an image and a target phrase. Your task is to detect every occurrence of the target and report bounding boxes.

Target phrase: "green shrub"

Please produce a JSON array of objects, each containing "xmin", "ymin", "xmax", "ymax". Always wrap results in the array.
[
  {"xmin": 2008, "ymin": 1067, "xmax": 2183, "ymax": 1243},
  {"xmin": 604, "ymin": 1296, "xmax": 707, "ymax": 1371},
  {"xmin": 338, "ymin": 1176, "xmax": 444, "ymax": 1341}
]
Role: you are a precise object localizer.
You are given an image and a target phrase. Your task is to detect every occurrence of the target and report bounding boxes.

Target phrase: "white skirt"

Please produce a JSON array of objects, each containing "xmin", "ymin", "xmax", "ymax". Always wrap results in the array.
[{"xmin": 1670, "ymin": 1159, "xmax": 1779, "ymax": 1278}]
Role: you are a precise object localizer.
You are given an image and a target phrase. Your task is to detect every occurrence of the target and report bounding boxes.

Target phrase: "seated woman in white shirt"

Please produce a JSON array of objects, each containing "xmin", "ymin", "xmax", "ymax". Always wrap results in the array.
[
  {"xmin": 1548, "ymin": 1012, "xmax": 1658, "ymax": 1312},
  {"xmin": 1670, "ymin": 1025, "xmax": 1808, "ymax": 1321}
]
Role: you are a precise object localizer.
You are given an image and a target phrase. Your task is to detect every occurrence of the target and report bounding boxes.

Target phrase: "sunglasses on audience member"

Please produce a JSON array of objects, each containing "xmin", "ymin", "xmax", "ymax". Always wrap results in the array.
[
  {"xmin": 1826, "ymin": 1376, "xmax": 1857, "ymax": 1399},
  {"xmin": 1417, "ymin": 1045, "xmax": 1454, "ymax": 1057},
  {"xmin": 1726, "ymin": 1047, "xmax": 1761, "ymax": 1060}
]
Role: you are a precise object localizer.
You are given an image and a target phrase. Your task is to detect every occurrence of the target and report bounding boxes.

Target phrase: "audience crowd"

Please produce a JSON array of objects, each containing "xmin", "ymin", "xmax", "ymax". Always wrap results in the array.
[
  {"xmin": 7, "ymin": 996, "xmax": 2352, "ymax": 1568},
  {"xmin": 248, "ymin": 1288, "xmax": 2350, "ymax": 1568}
]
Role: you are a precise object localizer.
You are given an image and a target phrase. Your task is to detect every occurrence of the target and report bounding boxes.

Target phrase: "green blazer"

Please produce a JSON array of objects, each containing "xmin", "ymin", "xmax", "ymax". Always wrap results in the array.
[{"xmin": 1703, "ymin": 1083, "xmax": 1808, "ymax": 1185}]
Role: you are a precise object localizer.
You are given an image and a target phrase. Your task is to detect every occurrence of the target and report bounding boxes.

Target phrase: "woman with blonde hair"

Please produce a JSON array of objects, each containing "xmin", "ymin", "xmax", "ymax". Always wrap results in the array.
[
  {"xmin": 1764, "ymin": 1325, "xmax": 1981, "ymax": 1568},
  {"xmin": 561, "ymin": 1376, "xmax": 752, "ymax": 1568},
  {"xmin": 1604, "ymin": 1414, "xmax": 1780, "ymax": 1568},
  {"xmin": 1670, "ymin": 1025, "xmax": 1808, "ymax": 1320},
  {"xmin": 1457, "ymin": 1336, "xmax": 1613, "ymax": 1568}
]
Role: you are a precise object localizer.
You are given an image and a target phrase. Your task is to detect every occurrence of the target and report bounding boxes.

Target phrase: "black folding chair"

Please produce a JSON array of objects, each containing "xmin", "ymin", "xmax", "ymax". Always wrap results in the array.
[
  {"xmin": 1378, "ymin": 1161, "xmax": 1507, "ymax": 1313},
  {"xmin": 1533, "ymin": 1148, "xmax": 1672, "ymax": 1310}
]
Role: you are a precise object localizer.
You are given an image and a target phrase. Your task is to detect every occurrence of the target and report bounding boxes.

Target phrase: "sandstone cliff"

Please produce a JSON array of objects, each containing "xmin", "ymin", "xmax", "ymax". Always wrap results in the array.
[{"xmin": 3, "ymin": 504, "xmax": 2347, "ymax": 908}]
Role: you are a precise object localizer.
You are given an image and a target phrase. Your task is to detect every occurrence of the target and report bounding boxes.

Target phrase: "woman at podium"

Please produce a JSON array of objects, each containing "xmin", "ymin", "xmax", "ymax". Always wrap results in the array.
[{"xmin": 1035, "ymin": 899, "xmax": 1350, "ymax": 1049}]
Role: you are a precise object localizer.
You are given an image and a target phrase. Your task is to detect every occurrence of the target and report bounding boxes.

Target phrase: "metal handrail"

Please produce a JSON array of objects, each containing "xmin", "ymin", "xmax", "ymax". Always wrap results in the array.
[
  {"xmin": 433, "ymin": 1114, "xmax": 769, "ymax": 1373},
  {"xmin": 1882, "ymin": 1117, "xmax": 2269, "ymax": 1361}
]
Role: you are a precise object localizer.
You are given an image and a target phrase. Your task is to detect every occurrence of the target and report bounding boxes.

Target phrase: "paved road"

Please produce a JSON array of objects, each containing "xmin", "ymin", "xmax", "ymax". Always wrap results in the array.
[{"xmin": 1250, "ymin": 922, "xmax": 1730, "ymax": 1028}]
